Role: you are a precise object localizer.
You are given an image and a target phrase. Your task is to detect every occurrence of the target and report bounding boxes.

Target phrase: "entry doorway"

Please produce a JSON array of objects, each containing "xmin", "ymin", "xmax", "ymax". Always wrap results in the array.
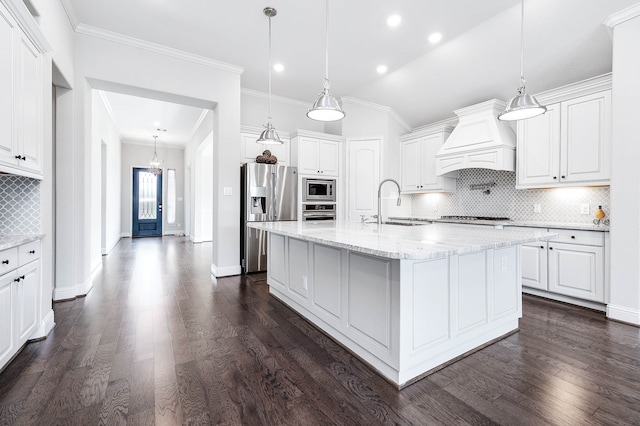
[{"xmin": 132, "ymin": 167, "xmax": 163, "ymax": 237}]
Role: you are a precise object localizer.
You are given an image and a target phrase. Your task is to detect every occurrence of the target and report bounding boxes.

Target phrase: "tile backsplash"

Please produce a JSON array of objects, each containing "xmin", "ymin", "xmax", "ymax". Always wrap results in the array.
[
  {"xmin": 0, "ymin": 175, "xmax": 40, "ymax": 234},
  {"xmin": 409, "ymin": 169, "xmax": 610, "ymax": 224}
]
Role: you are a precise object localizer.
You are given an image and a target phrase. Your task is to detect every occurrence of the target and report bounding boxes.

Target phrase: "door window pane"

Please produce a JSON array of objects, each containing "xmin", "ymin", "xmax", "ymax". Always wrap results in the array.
[
  {"xmin": 167, "ymin": 169, "xmax": 176, "ymax": 224},
  {"xmin": 138, "ymin": 171, "xmax": 157, "ymax": 220}
]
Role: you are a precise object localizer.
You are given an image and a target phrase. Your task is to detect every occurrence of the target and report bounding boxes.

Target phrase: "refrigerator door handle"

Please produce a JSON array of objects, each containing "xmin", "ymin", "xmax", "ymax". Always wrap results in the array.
[{"xmin": 272, "ymin": 171, "xmax": 278, "ymax": 219}]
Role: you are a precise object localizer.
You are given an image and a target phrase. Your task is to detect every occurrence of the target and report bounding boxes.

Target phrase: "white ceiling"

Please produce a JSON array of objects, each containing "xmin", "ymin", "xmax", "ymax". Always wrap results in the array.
[{"xmin": 65, "ymin": 0, "xmax": 639, "ymax": 138}]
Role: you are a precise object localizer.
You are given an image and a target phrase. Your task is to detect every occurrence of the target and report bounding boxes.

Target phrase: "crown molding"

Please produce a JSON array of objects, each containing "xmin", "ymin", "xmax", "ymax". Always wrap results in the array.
[
  {"xmin": 408, "ymin": 117, "xmax": 459, "ymax": 139},
  {"xmin": 340, "ymin": 96, "xmax": 412, "ymax": 133},
  {"xmin": 121, "ymin": 136, "xmax": 186, "ymax": 149},
  {"xmin": 534, "ymin": 73, "xmax": 612, "ymax": 105},
  {"xmin": 1, "ymin": 0, "xmax": 51, "ymax": 51},
  {"xmin": 241, "ymin": 88, "xmax": 310, "ymax": 108},
  {"xmin": 76, "ymin": 24, "xmax": 244, "ymax": 74},
  {"xmin": 604, "ymin": 3, "xmax": 640, "ymax": 28},
  {"xmin": 57, "ymin": 0, "xmax": 78, "ymax": 30},
  {"xmin": 241, "ymin": 124, "xmax": 292, "ymax": 139}
]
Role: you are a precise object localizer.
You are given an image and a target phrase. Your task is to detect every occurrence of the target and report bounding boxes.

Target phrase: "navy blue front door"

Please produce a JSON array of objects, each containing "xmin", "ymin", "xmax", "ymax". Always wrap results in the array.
[{"xmin": 132, "ymin": 168, "xmax": 162, "ymax": 237}]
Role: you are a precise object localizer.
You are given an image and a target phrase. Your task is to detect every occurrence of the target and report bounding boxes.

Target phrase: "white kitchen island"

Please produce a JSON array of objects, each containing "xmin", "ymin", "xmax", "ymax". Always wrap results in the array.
[{"xmin": 248, "ymin": 220, "xmax": 556, "ymax": 388}]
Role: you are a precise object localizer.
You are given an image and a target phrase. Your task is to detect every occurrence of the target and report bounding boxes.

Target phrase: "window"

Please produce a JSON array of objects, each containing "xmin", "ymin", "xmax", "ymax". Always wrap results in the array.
[{"xmin": 167, "ymin": 169, "xmax": 176, "ymax": 224}]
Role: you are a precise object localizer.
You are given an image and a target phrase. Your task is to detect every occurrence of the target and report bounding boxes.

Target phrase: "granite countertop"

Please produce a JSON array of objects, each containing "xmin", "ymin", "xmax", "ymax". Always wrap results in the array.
[
  {"xmin": 248, "ymin": 221, "xmax": 557, "ymax": 260},
  {"xmin": 0, "ymin": 234, "xmax": 44, "ymax": 251},
  {"xmin": 389, "ymin": 217, "xmax": 610, "ymax": 232}
]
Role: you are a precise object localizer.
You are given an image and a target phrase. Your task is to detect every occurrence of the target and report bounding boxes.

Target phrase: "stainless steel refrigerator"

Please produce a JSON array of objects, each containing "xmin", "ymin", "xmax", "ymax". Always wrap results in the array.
[{"xmin": 241, "ymin": 163, "xmax": 297, "ymax": 273}]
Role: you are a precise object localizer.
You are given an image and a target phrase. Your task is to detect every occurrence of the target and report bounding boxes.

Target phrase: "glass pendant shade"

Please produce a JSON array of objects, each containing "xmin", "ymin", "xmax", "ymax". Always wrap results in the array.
[
  {"xmin": 499, "ymin": 90, "xmax": 547, "ymax": 121},
  {"xmin": 257, "ymin": 121, "xmax": 282, "ymax": 145}
]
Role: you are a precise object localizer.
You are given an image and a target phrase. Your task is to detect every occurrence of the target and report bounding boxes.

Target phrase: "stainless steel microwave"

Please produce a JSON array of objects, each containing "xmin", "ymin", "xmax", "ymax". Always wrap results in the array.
[{"xmin": 302, "ymin": 178, "xmax": 336, "ymax": 202}]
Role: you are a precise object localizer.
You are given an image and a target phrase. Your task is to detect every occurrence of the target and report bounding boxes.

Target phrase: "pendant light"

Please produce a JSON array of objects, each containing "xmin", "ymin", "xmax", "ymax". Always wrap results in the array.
[
  {"xmin": 307, "ymin": 0, "xmax": 345, "ymax": 122},
  {"xmin": 148, "ymin": 135, "xmax": 162, "ymax": 175},
  {"xmin": 257, "ymin": 7, "xmax": 283, "ymax": 145},
  {"xmin": 498, "ymin": 0, "xmax": 546, "ymax": 121}
]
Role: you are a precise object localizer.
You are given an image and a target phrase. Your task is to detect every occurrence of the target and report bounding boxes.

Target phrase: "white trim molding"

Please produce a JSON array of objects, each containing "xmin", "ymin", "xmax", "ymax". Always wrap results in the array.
[
  {"xmin": 58, "ymin": 0, "xmax": 79, "ymax": 30},
  {"xmin": 30, "ymin": 309, "xmax": 55, "ymax": 340},
  {"xmin": 211, "ymin": 263, "xmax": 241, "ymax": 278},
  {"xmin": 2, "ymin": 0, "xmax": 51, "ymax": 51},
  {"xmin": 607, "ymin": 304, "xmax": 640, "ymax": 326},
  {"xmin": 76, "ymin": 24, "xmax": 244, "ymax": 74},
  {"xmin": 340, "ymin": 96, "xmax": 412, "ymax": 133},
  {"xmin": 604, "ymin": 3, "xmax": 640, "ymax": 28},
  {"xmin": 52, "ymin": 285, "xmax": 76, "ymax": 301}
]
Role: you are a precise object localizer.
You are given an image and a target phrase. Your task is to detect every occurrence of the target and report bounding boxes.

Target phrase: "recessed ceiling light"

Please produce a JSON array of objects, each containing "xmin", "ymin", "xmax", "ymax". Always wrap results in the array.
[
  {"xmin": 428, "ymin": 32, "xmax": 443, "ymax": 44},
  {"xmin": 376, "ymin": 65, "xmax": 388, "ymax": 74},
  {"xmin": 387, "ymin": 14, "xmax": 402, "ymax": 27},
  {"xmin": 273, "ymin": 63, "xmax": 284, "ymax": 72}
]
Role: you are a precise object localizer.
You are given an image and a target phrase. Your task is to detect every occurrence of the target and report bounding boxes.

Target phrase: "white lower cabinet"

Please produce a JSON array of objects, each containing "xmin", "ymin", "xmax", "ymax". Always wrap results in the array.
[
  {"xmin": 517, "ymin": 227, "xmax": 606, "ymax": 305},
  {"xmin": 0, "ymin": 240, "xmax": 41, "ymax": 370}
]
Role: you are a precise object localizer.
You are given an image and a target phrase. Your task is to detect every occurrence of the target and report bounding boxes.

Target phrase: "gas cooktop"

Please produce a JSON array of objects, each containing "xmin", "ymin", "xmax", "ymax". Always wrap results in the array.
[{"xmin": 440, "ymin": 216, "xmax": 511, "ymax": 221}]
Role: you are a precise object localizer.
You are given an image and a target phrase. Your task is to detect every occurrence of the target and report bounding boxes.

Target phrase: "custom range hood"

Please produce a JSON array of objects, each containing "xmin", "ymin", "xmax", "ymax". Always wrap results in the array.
[{"xmin": 435, "ymin": 99, "xmax": 516, "ymax": 176}]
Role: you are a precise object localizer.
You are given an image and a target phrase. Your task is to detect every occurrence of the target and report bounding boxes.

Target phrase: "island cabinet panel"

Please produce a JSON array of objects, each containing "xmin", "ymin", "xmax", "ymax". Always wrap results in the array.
[
  {"xmin": 455, "ymin": 252, "xmax": 488, "ymax": 333},
  {"xmin": 492, "ymin": 246, "xmax": 520, "ymax": 318},
  {"xmin": 348, "ymin": 253, "xmax": 391, "ymax": 350},
  {"xmin": 267, "ymin": 234, "xmax": 286, "ymax": 290},
  {"xmin": 410, "ymin": 258, "xmax": 450, "ymax": 351},
  {"xmin": 288, "ymin": 238, "xmax": 309, "ymax": 300},
  {"xmin": 312, "ymin": 244, "xmax": 342, "ymax": 320}
]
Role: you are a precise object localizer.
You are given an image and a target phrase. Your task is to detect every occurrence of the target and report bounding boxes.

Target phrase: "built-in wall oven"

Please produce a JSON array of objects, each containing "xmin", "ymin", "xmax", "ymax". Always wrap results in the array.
[
  {"xmin": 302, "ymin": 203, "xmax": 336, "ymax": 221},
  {"xmin": 303, "ymin": 178, "xmax": 336, "ymax": 202}
]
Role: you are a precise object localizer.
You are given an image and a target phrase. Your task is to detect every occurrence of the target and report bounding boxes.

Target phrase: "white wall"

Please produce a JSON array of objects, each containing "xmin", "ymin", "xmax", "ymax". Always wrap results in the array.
[
  {"xmin": 241, "ymin": 90, "xmax": 325, "ymax": 133},
  {"xmin": 92, "ymin": 91, "xmax": 121, "ymax": 254},
  {"xmin": 120, "ymin": 142, "xmax": 185, "ymax": 236},
  {"xmin": 608, "ymin": 7, "xmax": 640, "ymax": 325}
]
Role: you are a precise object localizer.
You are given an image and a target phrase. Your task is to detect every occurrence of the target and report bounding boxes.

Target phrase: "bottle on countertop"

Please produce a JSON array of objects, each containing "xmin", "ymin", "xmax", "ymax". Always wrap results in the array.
[{"xmin": 595, "ymin": 205, "xmax": 605, "ymax": 219}]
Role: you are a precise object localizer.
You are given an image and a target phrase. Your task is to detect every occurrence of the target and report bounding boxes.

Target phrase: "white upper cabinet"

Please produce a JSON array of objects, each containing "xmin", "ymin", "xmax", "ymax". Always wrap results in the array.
[
  {"xmin": 0, "ymin": 1, "xmax": 43, "ymax": 179},
  {"xmin": 400, "ymin": 126, "xmax": 457, "ymax": 193},
  {"xmin": 241, "ymin": 126, "xmax": 290, "ymax": 165},
  {"xmin": 517, "ymin": 88, "xmax": 611, "ymax": 189},
  {"xmin": 291, "ymin": 130, "xmax": 342, "ymax": 177}
]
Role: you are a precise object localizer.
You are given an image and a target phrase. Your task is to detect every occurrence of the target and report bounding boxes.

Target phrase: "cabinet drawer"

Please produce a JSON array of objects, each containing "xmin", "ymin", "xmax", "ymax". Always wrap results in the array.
[
  {"xmin": 18, "ymin": 241, "xmax": 40, "ymax": 266},
  {"xmin": 551, "ymin": 229, "xmax": 604, "ymax": 247},
  {"xmin": 0, "ymin": 248, "xmax": 18, "ymax": 275}
]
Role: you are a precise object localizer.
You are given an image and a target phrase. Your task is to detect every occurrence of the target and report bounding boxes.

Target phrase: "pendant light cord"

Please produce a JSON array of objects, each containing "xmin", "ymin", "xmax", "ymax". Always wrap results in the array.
[
  {"xmin": 519, "ymin": 0, "xmax": 525, "ymax": 92},
  {"xmin": 324, "ymin": 0, "xmax": 330, "ymax": 90},
  {"xmin": 268, "ymin": 13, "xmax": 273, "ymax": 121}
]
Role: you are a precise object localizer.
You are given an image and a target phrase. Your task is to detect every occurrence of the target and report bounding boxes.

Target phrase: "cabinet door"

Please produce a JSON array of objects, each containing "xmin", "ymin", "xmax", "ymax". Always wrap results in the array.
[
  {"xmin": 561, "ymin": 91, "xmax": 611, "ymax": 184},
  {"xmin": 548, "ymin": 242, "xmax": 604, "ymax": 302},
  {"xmin": 318, "ymin": 140, "xmax": 340, "ymax": 176},
  {"xmin": 298, "ymin": 137, "xmax": 320, "ymax": 174},
  {"xmin": 242, "ymin": 132, "xmax": 289, "ymax": 165},
  {"xmin": 0, "ymin": 5, "xmax": 16, "ymax": 167},
  {"xmin": 517, "ymin": 104, "xmax": 560, "ymax": 187},
  {"xmin": 15, "ymin": 262, "xmax": 39, "ymax": 344},
  {"xmin": 16, "ymin": 33, "xmax": 41, "ymax": 174},
  {"xmin": 521, "ymin": 242, "xmax": 548, "ymax": 290},
  {"xmin": 401, "ymin": 138, "xmax": 421, "ymax": 191},
  {"xmin": 0, "ymin": 273, "xmax": 15, "ymax": 368}
]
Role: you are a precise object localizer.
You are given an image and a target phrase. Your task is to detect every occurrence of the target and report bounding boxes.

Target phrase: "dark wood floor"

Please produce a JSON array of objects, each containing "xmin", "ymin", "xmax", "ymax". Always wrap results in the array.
[{"xmin": 1, "ymin": 236, "xmax": 640, "ymax": 425}]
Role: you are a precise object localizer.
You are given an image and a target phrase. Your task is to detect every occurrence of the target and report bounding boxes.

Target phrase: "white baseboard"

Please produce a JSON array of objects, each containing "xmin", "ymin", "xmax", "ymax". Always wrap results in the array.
[
  {"xmin": 102, "ymin": 236, "xmax": 121, "ymax": 255},
  {"xmin": 607, "ymin": 304, "xmax": 640, "ymax": 326},
  {"xmin": 30, "ymin": 309, "xmax": 55, "ymax": 340},
  {"xmin": 53, "ymin": 286, "xmax": 77, "ymax": 301},
  {"xmin": 211, "ymin": 263, "xmax": 241, "ymax": 277},
  {"xmin": 523, "ymin": 287, "xmax": 606, "ymax": 312},
  {"xmin": 121, "ymin": 232, "xmax": 132, "ymax": 238}
]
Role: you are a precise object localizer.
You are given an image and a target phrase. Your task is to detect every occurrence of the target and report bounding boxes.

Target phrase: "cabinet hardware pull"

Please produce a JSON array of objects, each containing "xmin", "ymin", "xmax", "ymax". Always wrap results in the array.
[
  {"xmin": 1, "ymin": 260, "xmax": 8, "ymax": 264},
  {"xmin": 553, "ymin": 176, "xmax": 557, "ymax": 179},
  {"xmin": 14, "ymin": 277, "xmax": 20, "ymax": 282},
  {"xmin": 540, "ymin": 246, "xmax": 544, "ymax": 249},
  {"xmin": 549, "ymin": 247, "xmax": 554, "ymax": 250},
  {"xmin": 29, "ymin": 250, "xmax": 35, "ymax": 254},
  {"xmin": 19, "ymin": 275, "xmax": 25, "ymax": 280},
  {"xmin": 571, "ymin": 236, "xmax": 575, "ymax": 239},
  {"xmin": 561, "ymin": 175, "xmax": 566, "ymax": 179},
  {"xmin": 15, "ymin": 155, "xmax": 21, "ymax": 159}
]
